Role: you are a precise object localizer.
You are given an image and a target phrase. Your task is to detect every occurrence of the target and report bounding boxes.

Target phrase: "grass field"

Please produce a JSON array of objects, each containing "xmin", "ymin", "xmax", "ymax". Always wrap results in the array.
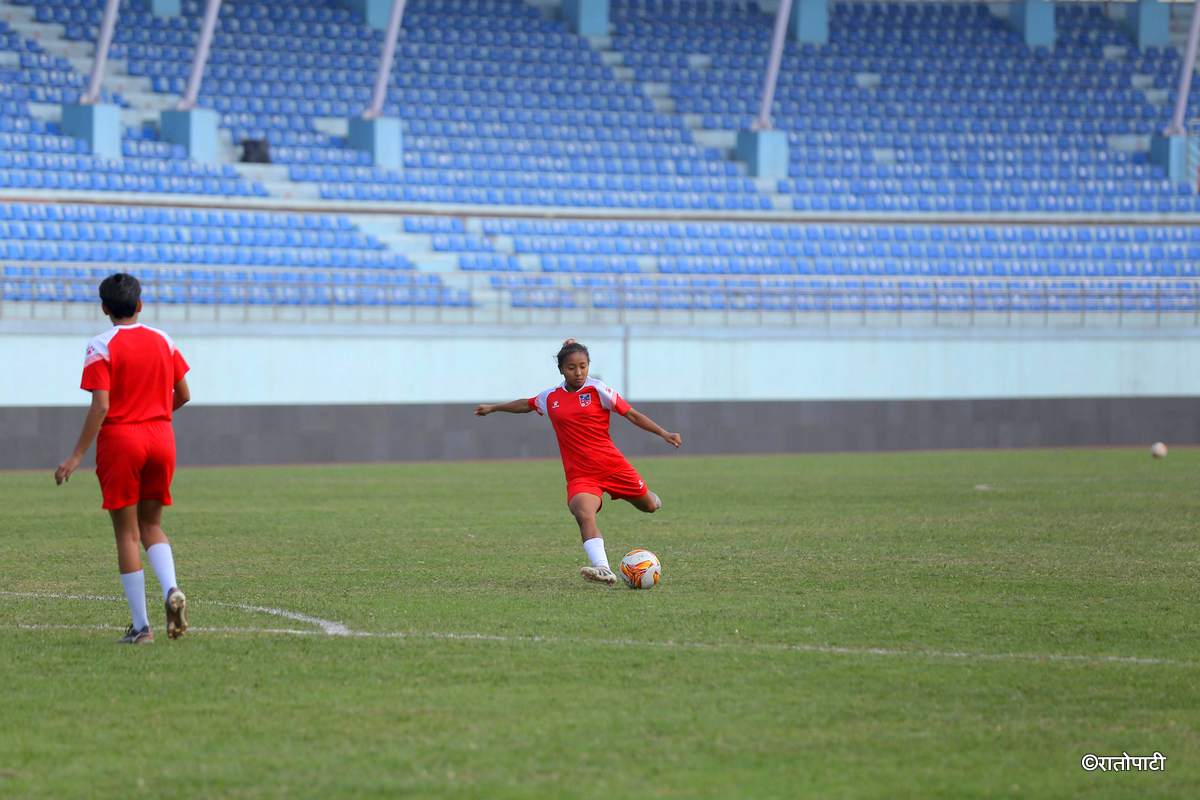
[{"xmin": 1, "ymin": 449, "xmax": 1197, "ymax": 798}]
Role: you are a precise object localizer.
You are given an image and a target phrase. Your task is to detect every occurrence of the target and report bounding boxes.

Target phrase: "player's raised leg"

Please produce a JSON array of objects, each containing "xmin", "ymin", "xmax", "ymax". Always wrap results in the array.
[
  {"xmin": 139, "ymin": 499, "xmax": 187, "ymax": 639},
  {"xmin": 111, "ymin": 505, "xmax": 153, "ymax": 644},
  {"xmin": 625, "ymin": 490, "xmax": 662, "ymax": 513},
  {"xmin": 607, "ymin": 465, "xmax": 661, "ymax": 513},
  {"xmin": 570, "ymin": 492, "xmax": 616, "ymax": 585}
]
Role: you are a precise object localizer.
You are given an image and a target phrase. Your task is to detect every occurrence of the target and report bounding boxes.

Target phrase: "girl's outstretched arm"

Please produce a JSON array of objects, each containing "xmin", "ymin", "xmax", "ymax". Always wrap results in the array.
[
  {"xmin": 623, "ymin": 407, "xmax": 682, "ymax": 448},
  {"xmin": 475, "ymin": 399, "xmax": 534, "ymax": 416}
]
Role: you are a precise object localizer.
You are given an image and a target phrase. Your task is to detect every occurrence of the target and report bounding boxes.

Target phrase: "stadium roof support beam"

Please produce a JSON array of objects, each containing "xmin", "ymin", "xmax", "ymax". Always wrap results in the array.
[
  {"xmin": 1165, "ymin": 0, "xmax": 1200, "ymax": 137},
  {"xmin": 1155, "ymin": 0, "xmax": 1200, "ymax": 190},
  {"xmin": 1008, "ymin": 0, "xmax": 1055, "ymax": 49},
  {"xmin": 176, "ymin": 0, "xmax": 222, "ymax": 112},
  {"xmin": 347, "ymin": 0, "xmax": 406, "ymax": 169},
  {"xmin": 753, "ymin": 0, "xmax": 794, "ymax": 133},
  {"xmin": 80, "ymin": 0, "xmax": 120, "ymax": 105},
  {"xmin": 159, "ymin": 0, "xmax": 222, "ymax": 163},
  {"xmin": 62, "ymin": 0, "xmax": 121, "ymax": 160},
  {"xmin": 365, "ymin": 0, "xmax": 406, "ymax": 119},
  {"xmin": 735, "ymin": 0, "xmax": 793, "ymax": 180}
]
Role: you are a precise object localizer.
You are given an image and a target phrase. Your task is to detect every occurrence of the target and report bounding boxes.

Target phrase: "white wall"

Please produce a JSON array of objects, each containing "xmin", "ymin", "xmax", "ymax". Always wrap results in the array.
[
  {"xmin": 3, "ymin": 327, "xmax": 1198, "ymax": 407},
  {"xmin": 630, "ymin": 334, "xmax": 1200, "ymax": 401}
]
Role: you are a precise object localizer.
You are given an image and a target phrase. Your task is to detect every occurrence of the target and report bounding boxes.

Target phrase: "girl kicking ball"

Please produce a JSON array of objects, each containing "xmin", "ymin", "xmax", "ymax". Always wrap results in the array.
[{"xmin": 475, "ymin": 340, "xmax": 682, "ymax": 585}]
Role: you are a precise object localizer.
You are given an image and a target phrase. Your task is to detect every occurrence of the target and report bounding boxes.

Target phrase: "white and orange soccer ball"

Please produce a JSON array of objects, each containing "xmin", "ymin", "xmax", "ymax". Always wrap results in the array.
[
  {"xmin": 1151, "ymin": 442, "xmax": 1168, "ymax": 459},
  {"xmin": 619, "ymin": 548, "xmax": 661, "ymax": 590}
]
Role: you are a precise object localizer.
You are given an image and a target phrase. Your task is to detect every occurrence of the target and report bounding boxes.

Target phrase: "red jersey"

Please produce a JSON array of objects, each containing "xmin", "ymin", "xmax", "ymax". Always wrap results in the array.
[
  {"xmin": 529, "ymin": 378, "xmax": 633, "ymax": 481},
  {"xmin": 80, "ymin": 323, "xmax": 189, "ymax": 425}
]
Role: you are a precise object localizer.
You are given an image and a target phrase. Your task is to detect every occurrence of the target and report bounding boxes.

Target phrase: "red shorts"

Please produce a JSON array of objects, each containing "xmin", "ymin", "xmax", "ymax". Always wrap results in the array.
[
  {"xmin": 567, "ymin": 464, "xmax": 649, "ymax": 506},
  {"xmin": 95, "ymin": 421, "xmax": 176, "ymax": 510}
]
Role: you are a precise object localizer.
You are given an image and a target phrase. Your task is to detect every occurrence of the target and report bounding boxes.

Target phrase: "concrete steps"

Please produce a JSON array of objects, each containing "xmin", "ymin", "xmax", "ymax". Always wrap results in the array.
[
  {"xmin": 0, "ymin": 0, "xmax": 162, "ymax": 129},
  {"xmin": 524, "ymin": 0, "xmax": 559, "ymax": 16},
  {"xmin": 26, "ymin": 102, "xmax": 61, "ymax": 126},
  {"xmin": 642, "ymin": 81, "xmax": 675, "ymax": 113},
  {"xmin": 1132, "ymin": 73, "xmax": 1171, "ymax": 111},
  {"xmin": 1170, "ymin": 9, "xmax": 1193, "ymax": 51},
  {"xmin": 582, "ymin": 28, "xmax": 792, "ymax": 208},
  {"xmin": 691, "ymin": 126, "xmax": 736, "ymax": 153},
  {"xmin": 314, "ymin": 117, "xmax": 350, "ymax": 139},
  {"xmin": 489, "ymin": 235, "xmax": 516, "ymax": 255},
  {"xmin": 0, "ymin": 2, "xmax": 65, "ymax": 43},
  {"xmin": 232, "ymin": 164, "xmax": 319, "ymax": 200},
  {"xmin": 0, "ymin": 0, "xmax": 341, "ymax": 201},
  {"xmin": 346, "ymin": 217, "xmax": 462, "ymax": 273},
  {"xmin": 581, "ymin": 27, "xmax": 722, "ymax": 146}
]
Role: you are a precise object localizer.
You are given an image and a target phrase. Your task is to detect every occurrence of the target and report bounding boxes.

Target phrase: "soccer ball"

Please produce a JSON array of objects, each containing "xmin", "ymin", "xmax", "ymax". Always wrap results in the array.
[
  {"xmin": 619, "ymin": 548, "xmax": 661, "ymax": 590},
  {"xmin": 1151, "ymin": 442, "xmax": 1168, "ymax": 459}
]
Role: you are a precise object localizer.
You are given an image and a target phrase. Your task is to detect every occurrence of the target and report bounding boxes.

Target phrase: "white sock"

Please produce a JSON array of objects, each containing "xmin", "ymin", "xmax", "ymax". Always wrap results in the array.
[
  {"xmin": 146, "ymin": 542, "xmax": 178, "ymax": 600},
  {"xmin": 583, "ymin": 538, "xmax": 609, "ymax": 569},
  {"xmin": 120, "ymin": 570, "xmax": 150, "ymax": 631}
]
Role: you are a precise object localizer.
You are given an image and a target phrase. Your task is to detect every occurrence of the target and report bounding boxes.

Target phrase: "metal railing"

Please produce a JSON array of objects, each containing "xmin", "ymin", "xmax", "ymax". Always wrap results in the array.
[{"xmin": 4, "ymin": 266, "xmax": 1200, "ymax": 329}]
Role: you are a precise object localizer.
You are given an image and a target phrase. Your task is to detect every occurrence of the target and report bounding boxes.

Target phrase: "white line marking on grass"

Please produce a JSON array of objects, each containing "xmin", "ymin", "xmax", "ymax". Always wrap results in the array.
[
  {"xmin": 1, "ymin": 591, "xmax": 1192, "ymax": 668},
  {"xmin": 1, "ymin": 623, "xmax": 317, "ymax": 637},
  {"xmin": 215, "ymin": 601, "xmax": 351, "ymax": 636},
  {"xmin": 0, "ymin": 591, "xmax": 116, "ymax": 602},
  {"xmin": 0, "ymin": 591, "xmax": 351, "ymax": 636},
  {"xmin": 348, "ymin": 631, "xmax": 1193, "ymax": 668}
]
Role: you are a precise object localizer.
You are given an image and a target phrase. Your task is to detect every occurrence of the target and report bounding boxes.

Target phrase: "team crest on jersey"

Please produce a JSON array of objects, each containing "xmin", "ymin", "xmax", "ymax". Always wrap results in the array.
[
  {"xmin": 551, "ymin": 400, "xmax": 560, "ymax": 409},
  {"xmin": 578, "ymin": 392, "xmax": 592, "ymax": 408}
]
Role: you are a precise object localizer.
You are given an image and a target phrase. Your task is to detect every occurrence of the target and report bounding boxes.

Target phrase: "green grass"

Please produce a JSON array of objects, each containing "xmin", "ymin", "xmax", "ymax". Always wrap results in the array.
[{"xmin": 1, "ymin": 450, "xmax": 1198, "ymax": 798}]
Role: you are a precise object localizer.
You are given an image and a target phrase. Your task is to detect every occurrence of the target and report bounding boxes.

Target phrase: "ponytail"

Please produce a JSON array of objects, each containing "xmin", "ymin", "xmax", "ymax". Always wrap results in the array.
[{"xmin": 555, "ymin": 339, "xmax": 589, "ymax": 368}]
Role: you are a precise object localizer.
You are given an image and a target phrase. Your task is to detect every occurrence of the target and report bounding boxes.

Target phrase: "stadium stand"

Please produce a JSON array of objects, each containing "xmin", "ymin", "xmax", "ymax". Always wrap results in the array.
[
  {"xmin": 0, "ymin": 0, "xmax": 1197, "ymax": 319},
  {"xmin": 609, "ymin": 0, "xmax": 1200, "ymax": 213},
  {"xmin": 2, "ymin": 205, "xmax": 1195, "ymax": 315},
  {"xmin": 0, "ymin": 19, "xmax": 267, "ymax": 196},
  {"xmin": 491, "ymin": 217, "xmax": 1200, "ymax": 279},
  {"xmin": 0, "ymin": 202, "xmax": 469, "ymax": 307},
  {"xmin": 37, "ymin": 0, "xmax": 769, "ymax": 209}
]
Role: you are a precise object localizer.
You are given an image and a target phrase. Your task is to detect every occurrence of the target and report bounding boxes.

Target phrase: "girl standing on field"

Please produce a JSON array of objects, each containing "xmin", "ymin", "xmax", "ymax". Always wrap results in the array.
[{"xmin": 475, "ymin": 339, "xmax": 682, "ymax": 585}]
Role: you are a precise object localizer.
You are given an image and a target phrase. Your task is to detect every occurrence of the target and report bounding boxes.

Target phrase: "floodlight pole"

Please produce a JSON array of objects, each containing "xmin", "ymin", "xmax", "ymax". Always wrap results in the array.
[
  {"xmin": 80, "ymin": 0, "xmax": 121, "ymax": 104},
  {"xmin": 752, "ymin": 0, "xmax": 795, "ymax": 131},
  {"xmin": 363, "ymin": 0, "xmax": 407, "ymax": 119},
  {"xmin": 177, "ymin": 0, "xmax": 223, "ymax": 111},
  {"xmin": 1167, "ymin": 0, "xmax": 1200, "ymax": 136}
]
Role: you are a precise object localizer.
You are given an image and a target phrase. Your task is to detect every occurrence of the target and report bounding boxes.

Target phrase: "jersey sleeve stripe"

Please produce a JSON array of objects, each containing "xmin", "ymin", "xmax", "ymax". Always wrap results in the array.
[{"xmin": 533, "ymin": 387, "xmax": 554, "ymax": 416}]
